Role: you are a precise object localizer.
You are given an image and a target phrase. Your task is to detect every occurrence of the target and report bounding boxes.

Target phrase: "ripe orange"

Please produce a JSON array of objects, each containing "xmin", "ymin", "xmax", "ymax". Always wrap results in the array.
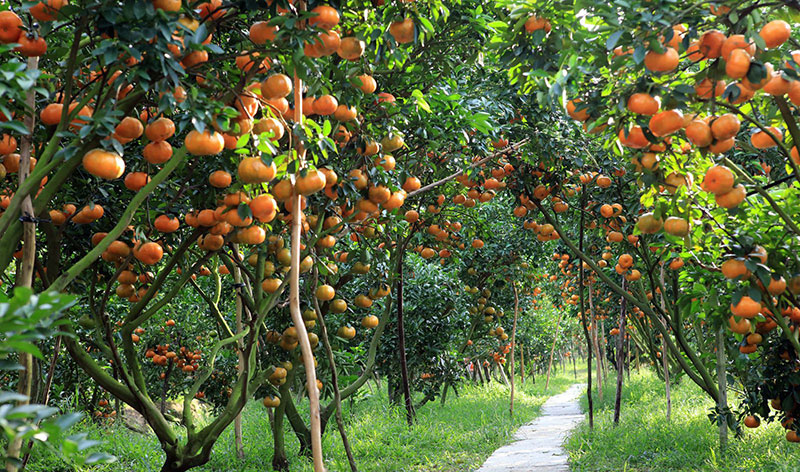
[
  {"xmin": 185, "ymin": 129, "xmax": 225, "ymax": 155},
  {"xmin": 715, "ymin": 184, "xmax": 746, "ymax": 208},
  {"xmin": 763, "ymin": 71, "xmax": 792, "ymax": 95},
  {"xmin": 238, "ymin": 157, "xmax": 276, "ymax": 183},
  {"xmin": 337, "ymin": 37, "xmax": 365, "ymax": 61},
  {"xmin": 15, "ymin": 35, "xmax": 48, "ymax": 57},
  {"xmin": 627, "ymin": 93, "xmax": 659, "ymax": 115},
  {"xmin": 708, "ymin": 137, "xmax": 735, "ymax": 154},
  {"xmin": 296, "ymin": 169, "xmax": 327, "ymax": 195},
  {"xmin": 644, "ymin": 47, "xmax": 679, "ymax": 72},
  {"xmin": 760, "ymin": 20, "xmax": 791, "ymax": 49},
  {"xmin": 695, "ymin": 78, "xmax": 726, "ymax": 99},
  {"xmin": 314, "ymin": 95, "xmax": 338, "ymax": 116},
  {"xmin": 154, "ymin": 215, "xmax": 180, "ymax": 232},
  {"xmin": 685, "ymin": 120, "xmax": 713, "ymax": 147},
  {"xmin": 249, "ymin": 21, "xmax": 277, "ymax": 44},
  {"xmin": 135, "ymin": 242, "xmax": 164, "ymax": 265},
  {"xmin": 153, "ymin": 0, "xmax": 181, "ymax": 11},
  {"xmin": 663, "ymin": 216, "xmax": 689, "ymax": 236},
  {"xmin": 145, "ymin": 117, "xmax": 176, "ymax": 141},
  {"xmin": 649, "ymin": 109, "xmax": 683, "ymax": 137},
  {"xmin": 721, "ymin": 259, "xmax": 749, "ymax": 279},
  {"xmin": 710, "ymin": 114, "xmax": 740, "ymax": 140},
  {"xmin": 143, "ymin": 140, "xmax": 173, "ymax": 164},
  {"xmin": 309, "ymin": 5, "xmax": 340, "ymax": 30},
  {"xmin": 82, "ymin": 149, "xmax": 125, "ymax": 179},
  {"xmin": 116, "ymin": 116, "xmax": 144, "ymax": 139},
  {"xmin": 389, "ymin": 18, "xmax": 415, "ymax": 44},
  {"xmin": 209, "ymin": 170, "xmax": 232, "ymax": 188},
  {"xmin": 698, "ymin": 30, "xmax": 726, "ymax": 59},
  {"xmin": 0, "ymin": 11, "xmax": 22, "ymax": 44},
  {"xmin": 566, "ymin": 99, "xmax": 589, "ymax": 121},
  {"xmin": 728, "ymin": 316, "xmax": 751, "ymax": 334},
  {"xmin": 731, "ymin": 296, "xmax": 761, "ymax": 318},
  {"xmin": 618, "ymin": 126, "xmax": 649, "ymax": 148},
  {"xmin": 750, "ymin": 127, "xmax": 782, "ymax": 149},
  {"xmin": 123, "ymin": 172, "xmax": 150, "ymax": 191},
  {"xmin": 701, "ymin": 165, "xmax": 735, "ymax": 195},
  {"xmin": 316, "ymin": 284, "xmax": 335, "ymax": 301},
  {"xmin": 30, "ymin": 0, "xmax": 68, "ymax": 22},
  {"xmin": 261, "ymin": 74, "xmax": 292, "ymax": 99},
  {"xmin": 725, "ymin": 48, "xmax": 751, "ymax": 79},
  {"xmin": 720, "ymin": 34, "xmax": 755, "ymax": 61}
]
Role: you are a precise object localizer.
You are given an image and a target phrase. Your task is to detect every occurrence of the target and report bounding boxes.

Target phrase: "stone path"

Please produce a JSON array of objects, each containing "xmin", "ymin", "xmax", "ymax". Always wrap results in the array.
[{"xmin": 476, "ymin": 383, "xmax": 586, "ymax": 472}]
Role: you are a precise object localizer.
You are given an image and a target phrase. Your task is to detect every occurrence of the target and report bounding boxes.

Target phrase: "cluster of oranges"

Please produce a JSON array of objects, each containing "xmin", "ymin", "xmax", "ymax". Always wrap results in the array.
[{"xmin": 145, "ymin": 340, "xmax": 204, "ymax": 374}]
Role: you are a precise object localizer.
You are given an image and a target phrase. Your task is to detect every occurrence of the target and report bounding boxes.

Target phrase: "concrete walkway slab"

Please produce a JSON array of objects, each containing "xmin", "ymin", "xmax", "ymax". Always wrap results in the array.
[{"xmin": 475, "ymin": 383, "xmax": 586, "ymax": 472}]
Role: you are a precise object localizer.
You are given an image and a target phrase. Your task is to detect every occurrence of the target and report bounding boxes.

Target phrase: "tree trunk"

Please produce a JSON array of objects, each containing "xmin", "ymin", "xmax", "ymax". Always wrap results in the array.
[
  {"xmin": 509, "ymin": 283, "xmax": 519, "ymax": 416},
  {"xmin": 613, "ymin": 279, "xmax": 627, "ymax": 425},
  {"xmin": 6, "ymin": 56, "xmax": 40, "ymax": 472},
  {"xmin": 314, "ymin": 267, "xmax": 357, "ymax": 472},
  {"xmin": 589, "ymin": 289, "xmax": 603, "ymax": 402},
  {"xmin": 578, "ymin": 190, "xmax": 593, "ymax": 429},
  {"xmin": 396, "ymin": 251, "xmax": 415, "ymax": 425},
  {"xmin": 600, "ymin": 320, "xmax": 609, "ymax": 381},
  {"xmin": 545, "ymin": 310, "xmax": 563, "ymax": 391},
  {"xmin": 233, "ymin": 250, "xmax": 244, "ymax": 460},
  {"xmin": 658, "ymin": 270, "xmax": 671, "ymax": 422},
  {"xmin": 716, "ymin": 328, "xmax": 728, "ymax": 453},
  {"xmin": 520, "ymin": 345, "xmax": 525, "ymax": 385},
  {"xmin": 290, "ymin": 63, "xmax": 324, "ymax": 472}
]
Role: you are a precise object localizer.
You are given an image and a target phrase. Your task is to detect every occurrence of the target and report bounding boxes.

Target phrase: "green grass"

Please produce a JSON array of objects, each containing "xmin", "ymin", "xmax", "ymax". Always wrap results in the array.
[
  {"xmin": 565, "ymin": 368, "xmax": 800, "ymax": 472},
  {"xmin": 28, "ymin": 368, "xmax": 580, "ymax": 472}
]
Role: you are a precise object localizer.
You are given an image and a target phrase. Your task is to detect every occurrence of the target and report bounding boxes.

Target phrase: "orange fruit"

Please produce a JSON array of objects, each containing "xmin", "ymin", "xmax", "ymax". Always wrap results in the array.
[
  {"xmin": 185, "ymin": 129, "xmax": 225, "ymax": 155},
  {"xmin": 720, "ymin": 34, "xmax": 755, "ymax": 61},
  {"xmin": 725, "ymin": 48, "xmax": 751, "ymax": 79},
  {"xmin": 701, "ymin": 165, "xmax": 735, "ymax": 195},
  {"xmin": 685, "ymin": 120, "xmax": 713, "ymax": 147},
  {"xmin": 715, "ymin": 184, "xmax": 746, "ymax": 208},
  {"xmin": 760, "ymin": 20, "xmax": 791, "ymax": 49},
  {"xmin": 751, "ymin": 127, "xmax": 782, "ymax": 149},
  {"xmin": 698, "ymin": 30, "xmax": 726, "ymax": 59},
  {"xmin": 731, "ymin": 296, "xmax": 761, "ymax": 318},
  {"xmin": 82, "ymin": 149, "xmax": 125, "ymax": 179},
  {"xmin": 644, "ymin": 47, "xmax": 679, "ymax": 72},
  {"xmin": 710, "ymin": 114, "xmax": 740, "ymax": 140},
  {"xmin": 648, "ymin": 109, "xmax": 683, "ymax": 137},
  {"xmin": 627, "ymin": 93, "xmax": 659, "ymax": 115}
]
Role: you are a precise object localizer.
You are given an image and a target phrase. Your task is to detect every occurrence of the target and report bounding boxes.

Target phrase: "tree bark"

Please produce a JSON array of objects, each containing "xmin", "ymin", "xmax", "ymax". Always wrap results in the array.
[
  {"xmin": 314, "ymin": 267, "xmax": 357, "ymax": 472},
  {"xmin": 396, "ymin": 251, "xmax": 415, "ymax": 425},
  {"xmin": 578, "ymin": 189, "xmax": 593, "ymax": 429},
  {"xmin": 509, "ymin": 283, "xmax": 519, "ymax": 416},
  {"xmin": 613, "ymin": 279, "xmax": 627, "ymax": 425},
  {"xmin": 290, "ymin": 58, "xmax": 324, "ymax": 471},
  {"xmin": 589, "ymin": 289, "xmax": 603, "ymax": 401},
  {"xmin": 716, "ymin": 328, "xmax": 728, "ymax": 453},
  {"xmin": 545, "ymin": 310, "xmax": 563, "ymax": 391},
  {"xmin": 659, "ymin": 269, "xmax": 671, "ymax": 421},
  {"xmin": 6, "ymin": 56, "xmax": 39, "ymax": 472},
  {"xmin": 233, "ymin": 249, "xmax": 244, "ymax": 460}
]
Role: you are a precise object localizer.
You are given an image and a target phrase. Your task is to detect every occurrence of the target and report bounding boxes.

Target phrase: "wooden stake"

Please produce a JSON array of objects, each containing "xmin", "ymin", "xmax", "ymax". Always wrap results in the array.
[
  {"xmin": 290, "ymin": 63, "xmax": 324, "ymax": 471},
  {"xmin": 6, "ymin": 56, "xmax": 39, "ymax": 472}
]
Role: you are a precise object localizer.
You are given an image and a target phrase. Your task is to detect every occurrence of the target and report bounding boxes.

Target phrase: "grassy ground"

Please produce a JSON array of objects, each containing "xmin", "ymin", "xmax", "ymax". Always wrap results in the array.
[
  {"xmin": 29, "ymin": 368, "xmax": 580, "ymax": 472},
  {"xmin": 565, "ymin": 368, "xmax": 800, "ymax": 472}
]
